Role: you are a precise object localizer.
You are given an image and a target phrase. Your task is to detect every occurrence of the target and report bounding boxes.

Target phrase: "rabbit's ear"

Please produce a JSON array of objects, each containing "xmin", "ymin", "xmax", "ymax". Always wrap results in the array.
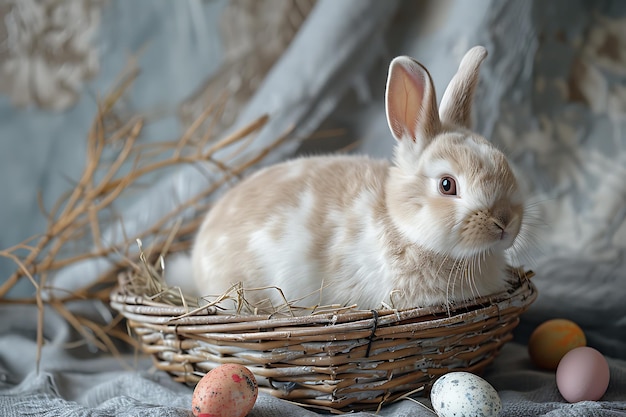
[
  {"xmin": 386, "ymin": 56, "xmax": 441, "ymax": 146},
  {"xmin": 439, "ymin": 46, "xmax": 487, "ymax": 129}
]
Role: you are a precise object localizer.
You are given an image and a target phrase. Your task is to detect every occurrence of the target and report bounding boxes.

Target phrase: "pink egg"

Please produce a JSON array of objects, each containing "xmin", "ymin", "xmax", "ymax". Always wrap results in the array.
[
  {"xmin": 556, "ymin": 346, "xmax": 610, "ymax": 403},
  {"xmin": 192, "ymin": 363, "xmax": 258, "ymax": 417}
]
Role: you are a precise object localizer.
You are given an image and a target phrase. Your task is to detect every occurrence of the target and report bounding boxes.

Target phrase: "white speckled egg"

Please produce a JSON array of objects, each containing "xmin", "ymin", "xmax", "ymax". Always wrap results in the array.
[{"xmin": 431, "ymin": 372, "xmax": 502, "ymax": 417}]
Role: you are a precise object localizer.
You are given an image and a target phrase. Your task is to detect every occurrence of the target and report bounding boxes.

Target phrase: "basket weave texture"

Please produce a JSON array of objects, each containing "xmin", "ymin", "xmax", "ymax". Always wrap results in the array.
[{"xmin": 110, "ymin": 269, "xmax": 536, "ymax": 412}]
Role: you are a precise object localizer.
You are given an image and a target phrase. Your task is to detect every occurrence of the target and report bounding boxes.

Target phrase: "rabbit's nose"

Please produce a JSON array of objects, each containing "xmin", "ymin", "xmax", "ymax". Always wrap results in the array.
[
  {"xmin": 492, "ymin": 218, "xmax": 508, "ymax": 240},
  {"xmin": 489, "ymin": 200, "xmax": 522, "ymax": 240},
  {"xmin": 491, "ymin": 207, "xmax": 510, "ymax": 229},
  {"xmin": 490, "ymin": 197, "xmax": 515, "ymax": 222}
]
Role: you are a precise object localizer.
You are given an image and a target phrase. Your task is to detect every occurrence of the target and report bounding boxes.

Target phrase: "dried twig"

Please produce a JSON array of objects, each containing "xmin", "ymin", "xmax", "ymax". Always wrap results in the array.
[{"xmin": 0, "ymin": 64, "xmax": 294, "ymax": 369}]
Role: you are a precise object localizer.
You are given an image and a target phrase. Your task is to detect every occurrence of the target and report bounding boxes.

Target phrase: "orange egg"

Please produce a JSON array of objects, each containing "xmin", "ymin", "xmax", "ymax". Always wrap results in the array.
[
  {"xmin": 528, "ymin": 319, "xmax": 586, "ymax": 370},
  {"xmin": 192, "ymin": 364, "xmax": 258, "ymax": 417}
]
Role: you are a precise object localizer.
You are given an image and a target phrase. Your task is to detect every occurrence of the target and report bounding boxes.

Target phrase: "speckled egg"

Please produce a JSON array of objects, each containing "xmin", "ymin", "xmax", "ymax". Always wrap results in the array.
[
  {"xmin": 528, "ymin": 318, "xmax": 586, "ymax": 370},
  {"xmin": 431, "ymin": 372, "xmax": 502, "ymax": 417},
  {"xmin": 556, "ymin": 346, "xmax": 610, "ymax": 403},
  {"xmin": 192, "ymin": 363, "xmax": 258, "ymax": 417}
]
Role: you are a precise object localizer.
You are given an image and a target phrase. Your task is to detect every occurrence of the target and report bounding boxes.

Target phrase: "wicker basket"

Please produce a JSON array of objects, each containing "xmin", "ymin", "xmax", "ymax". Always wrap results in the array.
[{"xmin": 110, "ymin": 268, "xmax": 536, "ymax": 412}]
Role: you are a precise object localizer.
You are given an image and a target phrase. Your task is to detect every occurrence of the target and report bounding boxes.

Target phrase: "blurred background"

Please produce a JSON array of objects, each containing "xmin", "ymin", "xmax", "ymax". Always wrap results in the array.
[{"xmin": 1, "ymin": 0, "xmax": 625, "ymax": 359}]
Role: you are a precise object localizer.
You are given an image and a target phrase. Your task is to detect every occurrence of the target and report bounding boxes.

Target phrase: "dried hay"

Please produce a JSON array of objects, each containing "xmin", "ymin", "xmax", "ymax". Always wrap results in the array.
[{"xmin": 0, "ymin": 62, "xmax": 295, "ymax": 370}]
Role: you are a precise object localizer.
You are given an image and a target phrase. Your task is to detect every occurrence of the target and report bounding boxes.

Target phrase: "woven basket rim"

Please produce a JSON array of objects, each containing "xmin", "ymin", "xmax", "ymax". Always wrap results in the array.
[{"xmin": 110, "ymin": 268, "xmax": 536, "ymax": 325}]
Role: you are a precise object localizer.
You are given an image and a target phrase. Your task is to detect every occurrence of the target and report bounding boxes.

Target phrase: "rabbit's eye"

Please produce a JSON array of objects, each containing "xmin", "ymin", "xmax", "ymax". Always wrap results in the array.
[{"xmin": 439, "ymin": 176, "xmax": 457, "ymax": 196}]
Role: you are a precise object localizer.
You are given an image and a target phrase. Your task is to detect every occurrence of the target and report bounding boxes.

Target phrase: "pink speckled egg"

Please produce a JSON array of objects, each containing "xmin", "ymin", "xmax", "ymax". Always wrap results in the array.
[
  {"xmin": 556, "ymin": 346, "xmax": 610, "ymax": 403},
  {"xmin": 192, "ymin": 364, "xmax": 258, "ymax": 417}
]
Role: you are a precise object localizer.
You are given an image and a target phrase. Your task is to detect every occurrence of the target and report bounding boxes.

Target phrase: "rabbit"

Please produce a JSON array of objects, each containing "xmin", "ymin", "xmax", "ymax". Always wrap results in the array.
[{"xmin": 189, "ymin": 46, "xmax": 525, "ymax": 312}]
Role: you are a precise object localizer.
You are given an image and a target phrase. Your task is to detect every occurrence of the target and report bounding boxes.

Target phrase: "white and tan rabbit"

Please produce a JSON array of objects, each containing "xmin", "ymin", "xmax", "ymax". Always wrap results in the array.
[{"xmin": 190, "ymin": 46, "xmax": 525, "ymax": 311}]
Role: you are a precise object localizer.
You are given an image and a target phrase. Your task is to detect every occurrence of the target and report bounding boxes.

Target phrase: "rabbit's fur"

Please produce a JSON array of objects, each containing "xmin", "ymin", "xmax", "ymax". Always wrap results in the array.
[{"xmin": 191, "ymin": 46, "xmax": 524, "ymax": 310}]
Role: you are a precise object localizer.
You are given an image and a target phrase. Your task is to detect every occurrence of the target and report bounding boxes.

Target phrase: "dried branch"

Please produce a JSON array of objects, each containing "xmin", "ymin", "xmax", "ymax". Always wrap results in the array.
[{"xmin": 0, "ymin": 64, "xmax": 295, "ymax": 369}]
